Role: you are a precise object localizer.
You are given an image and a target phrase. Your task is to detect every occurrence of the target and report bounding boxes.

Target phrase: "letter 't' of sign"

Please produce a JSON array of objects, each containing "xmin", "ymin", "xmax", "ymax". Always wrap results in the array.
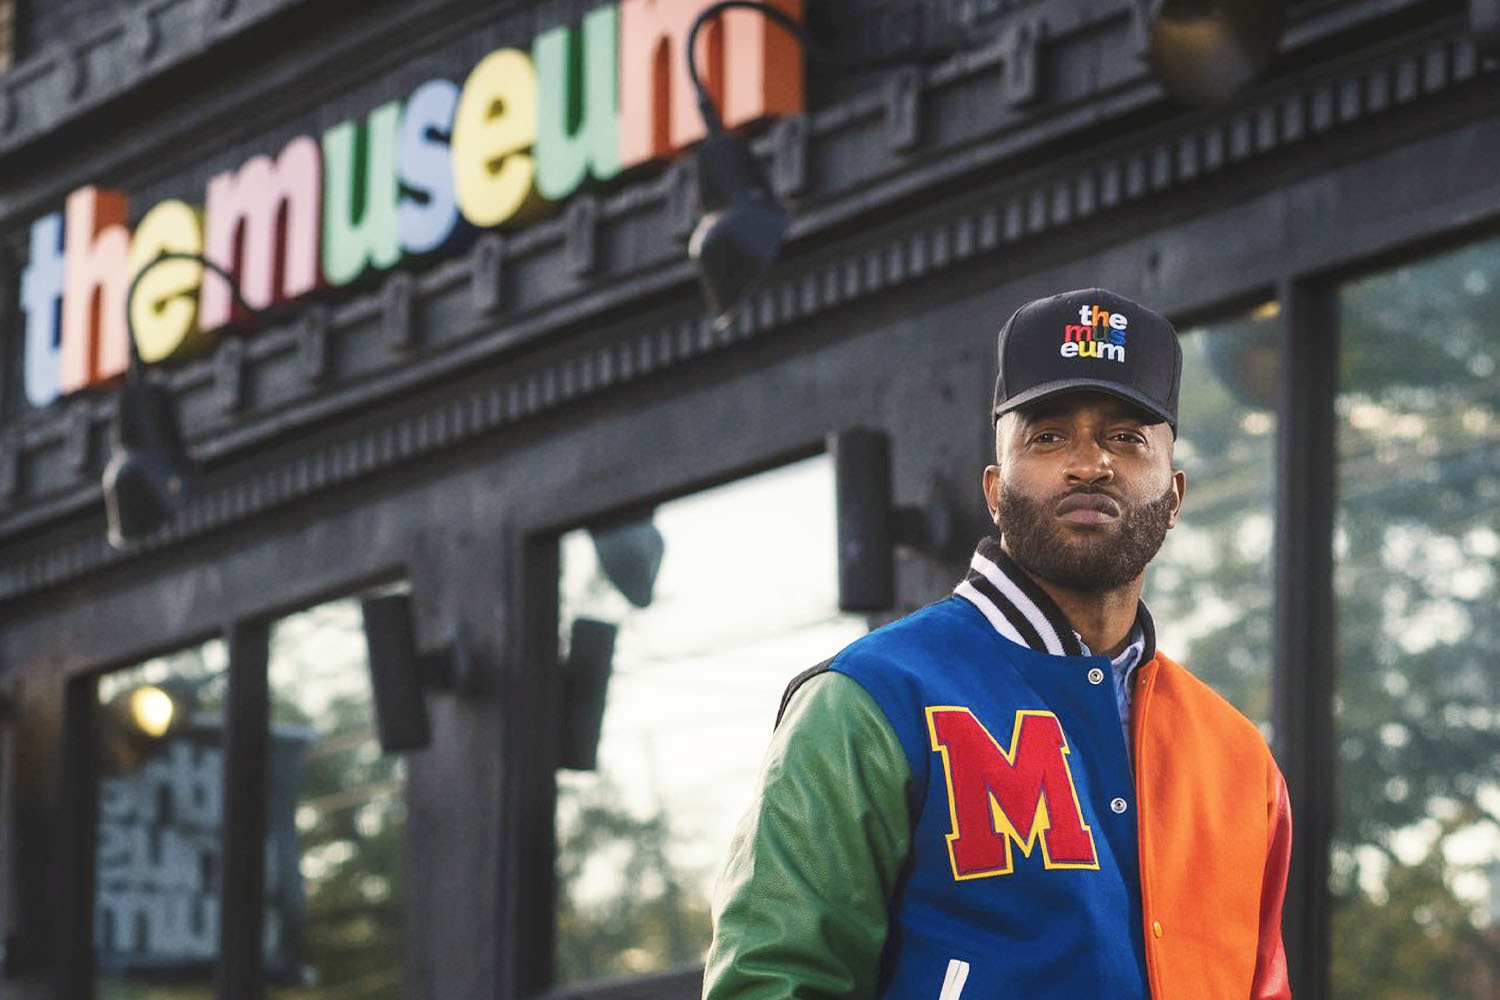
[{"xmin": 21, "ymin": 213, "xmax": 66, "ymax": 407}]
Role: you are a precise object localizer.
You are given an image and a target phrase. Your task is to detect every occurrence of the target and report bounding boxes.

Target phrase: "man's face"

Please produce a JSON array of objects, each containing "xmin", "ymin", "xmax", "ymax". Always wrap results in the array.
[{"xmin": 983, "ymin": 391, "xmax": 1186, "ymax": 593}]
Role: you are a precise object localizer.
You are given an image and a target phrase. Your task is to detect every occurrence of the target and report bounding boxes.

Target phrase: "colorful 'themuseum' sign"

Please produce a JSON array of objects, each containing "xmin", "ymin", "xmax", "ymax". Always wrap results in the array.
[{"xmin": 19, "ymin": 0, "xmax": 804, "ymax": 408}]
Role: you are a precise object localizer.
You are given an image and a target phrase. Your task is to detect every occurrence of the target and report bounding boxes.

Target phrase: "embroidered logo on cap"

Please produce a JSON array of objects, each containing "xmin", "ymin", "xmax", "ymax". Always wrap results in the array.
[{"xmin": 1061, "ymin": 304, "xmax": 1128, "ymax": 363}]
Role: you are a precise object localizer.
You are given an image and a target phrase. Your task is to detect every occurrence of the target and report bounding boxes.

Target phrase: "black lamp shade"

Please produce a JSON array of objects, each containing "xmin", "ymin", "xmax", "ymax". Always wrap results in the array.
[
  {"xmin": 1139, "ymin": 0, "xmax": 1284, "ymax": 105},
  {"xmin": 690, "ymin": 198, "xmax": 790, "ymax": 330},
  {"xmin": 689, "ymin": 128, "xmax": 790, "ymax": 330},
  {"xmin": 104, "ymin": 378, "xmax": 194, "ymax": 548}
]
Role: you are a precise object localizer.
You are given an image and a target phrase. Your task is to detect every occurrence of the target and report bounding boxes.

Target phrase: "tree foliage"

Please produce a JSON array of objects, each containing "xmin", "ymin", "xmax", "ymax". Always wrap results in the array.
[{"xmin": 553, "ymin": 776, "xmax": 711, "ymax": 986}]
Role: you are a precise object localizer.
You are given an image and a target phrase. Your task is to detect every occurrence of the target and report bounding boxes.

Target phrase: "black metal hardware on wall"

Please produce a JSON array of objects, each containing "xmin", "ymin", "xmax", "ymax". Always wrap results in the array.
[
  {"xmin": 684, "ymin": 0, "xmax": 982, "ymax": 329},
  {"xmin": 832, "ymin": 427, "xmax": 953, "ymax": 612},
  {"xmin": 361, "ymin": 592, "xmax": 473, "ymax": 754},
  {"xmin": 556, "ymin": 618, "xmax": 615, "ymax": 773},
  {"xmin": 106, "ymin": 251, "xmax": 283, "ymax": 549}
]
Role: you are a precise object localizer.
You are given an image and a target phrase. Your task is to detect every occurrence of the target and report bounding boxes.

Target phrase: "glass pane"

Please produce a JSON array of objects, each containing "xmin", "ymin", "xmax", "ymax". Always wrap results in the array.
[
  {"xmin": 553, "ymin": 453, "xmax": 867, "ymax": 987},
  {"xmin": 1333, "ymin": 239, "xmax": 1500, "ymax": 999},
  {"xmin": 95, "ymin": 641, "xmax": 228, "ymax": 999},
  {"xmin": 1142, "ymin": 305, "xmax": 1279, "ymax": 730},
  {"xmin": 267, "ymin": 596, "xmax": 407, "ymax": 998}
]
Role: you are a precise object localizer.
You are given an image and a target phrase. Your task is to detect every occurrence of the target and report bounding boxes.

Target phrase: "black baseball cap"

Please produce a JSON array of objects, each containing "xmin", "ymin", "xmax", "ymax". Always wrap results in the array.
[{"xmin": 991, "ymin": 287, "xmax": 1182, "ymax": 432}]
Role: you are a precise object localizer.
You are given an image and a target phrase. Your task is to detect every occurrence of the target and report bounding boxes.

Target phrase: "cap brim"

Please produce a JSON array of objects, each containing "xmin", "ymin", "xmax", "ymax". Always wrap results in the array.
[{"xmin": 993, "ymin": 378, "xmax": 1175, "ymax": 430}]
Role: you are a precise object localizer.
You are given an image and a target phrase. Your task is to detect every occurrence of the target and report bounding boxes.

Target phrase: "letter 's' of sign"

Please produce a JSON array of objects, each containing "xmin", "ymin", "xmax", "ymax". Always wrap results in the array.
[{"xmin": 926, "ymin": 708, "xmax": 1099, "ymax": 879}]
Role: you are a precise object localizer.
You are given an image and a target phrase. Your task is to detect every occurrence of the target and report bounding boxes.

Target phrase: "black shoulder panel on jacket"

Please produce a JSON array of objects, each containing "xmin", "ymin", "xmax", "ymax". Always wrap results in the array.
[{"xmin": 774, "ymin": 657, "xmax": 835, "ymax": 730}]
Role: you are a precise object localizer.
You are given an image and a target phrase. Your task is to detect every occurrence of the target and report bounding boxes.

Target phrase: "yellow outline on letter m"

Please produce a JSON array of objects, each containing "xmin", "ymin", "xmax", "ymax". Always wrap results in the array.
[{"xmin": 925, "ymin": 707, "xmax": 1100, "ymax": 880}]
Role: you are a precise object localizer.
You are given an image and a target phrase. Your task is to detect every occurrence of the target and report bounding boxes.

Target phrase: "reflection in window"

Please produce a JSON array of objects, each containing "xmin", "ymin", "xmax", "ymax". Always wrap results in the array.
[
  {"xmin": 1143, "ymin": 305, "xmax": 1279, "ymax": 730},
  {"xmin": 553, "ymin": 454, "xmax": 867, "ymax": 987},
  {"xmin": 1333, "ymin": 240, "xmax": 1500, "ymax": 999},
  {"xmin": 268, "ymin": 597, "xmax": 407, "ymax": 999},
  {"xmin": 95, "ymin": 641, "xmax": 228, "ymax": 999}
]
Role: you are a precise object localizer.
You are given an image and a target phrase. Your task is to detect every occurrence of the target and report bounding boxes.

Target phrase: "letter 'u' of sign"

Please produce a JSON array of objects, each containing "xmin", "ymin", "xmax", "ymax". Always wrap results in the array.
[{"xmin": 18, "ymin": 0, "xmax": 805, "ymax": 408}]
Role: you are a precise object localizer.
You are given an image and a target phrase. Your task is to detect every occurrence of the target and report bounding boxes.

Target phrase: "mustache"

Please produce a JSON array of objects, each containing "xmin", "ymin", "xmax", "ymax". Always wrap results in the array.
[{"xmin": 1051, "ymin": 484, "xmax": 1123, "ymax": 504}]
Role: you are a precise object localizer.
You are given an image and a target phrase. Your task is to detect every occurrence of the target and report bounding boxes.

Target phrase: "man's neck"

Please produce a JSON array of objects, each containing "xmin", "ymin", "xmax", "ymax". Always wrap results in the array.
[{"xmin": 1004, "ymin": 550, "xmax": 1144, "ymax": 657}]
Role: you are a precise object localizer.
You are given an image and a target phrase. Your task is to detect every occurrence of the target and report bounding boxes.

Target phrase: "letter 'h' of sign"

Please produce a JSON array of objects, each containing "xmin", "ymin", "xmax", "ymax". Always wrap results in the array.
[{"xmin": 926, "ymin": 708, "xmax": 1099, "ymax": 879}]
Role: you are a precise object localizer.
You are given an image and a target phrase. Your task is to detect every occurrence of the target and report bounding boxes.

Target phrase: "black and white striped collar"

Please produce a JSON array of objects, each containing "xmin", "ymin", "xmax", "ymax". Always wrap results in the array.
[{"xmin": 953, "ymin": 535, "xmax": 1157, "ymax": 661}]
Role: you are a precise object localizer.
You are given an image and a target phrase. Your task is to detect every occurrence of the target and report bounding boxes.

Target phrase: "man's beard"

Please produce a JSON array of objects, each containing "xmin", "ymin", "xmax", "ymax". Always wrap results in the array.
[{"xmin": 997, "ymin": 483, "xmax": 1177, "ymax": 593}]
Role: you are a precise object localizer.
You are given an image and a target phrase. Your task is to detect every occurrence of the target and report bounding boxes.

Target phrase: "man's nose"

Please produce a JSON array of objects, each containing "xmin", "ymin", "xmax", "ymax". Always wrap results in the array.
[{"xmin": 1063, "ymin": 439, "xmax": 1114, "ymax": 485}]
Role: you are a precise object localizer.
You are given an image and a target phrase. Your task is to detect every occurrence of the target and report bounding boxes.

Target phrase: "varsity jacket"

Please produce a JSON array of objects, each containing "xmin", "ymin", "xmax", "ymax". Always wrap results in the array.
[{"xmin": 703, "ymin": 537, "xmax": 1292, "ymax": 1000}]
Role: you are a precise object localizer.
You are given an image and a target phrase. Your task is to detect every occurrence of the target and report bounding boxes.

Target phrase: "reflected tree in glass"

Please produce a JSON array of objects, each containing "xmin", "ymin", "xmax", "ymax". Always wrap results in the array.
[
  {"xmin": 267, "ymin": 596, "xmax": 407, "ymax": 999},
  {"xmin": 1332, "ymin": 240, "xmax": 1500, "ymax": 999},
  {"xmin": 1143, "ymin": 306, "xmax": 1279, "ymax": 729}
]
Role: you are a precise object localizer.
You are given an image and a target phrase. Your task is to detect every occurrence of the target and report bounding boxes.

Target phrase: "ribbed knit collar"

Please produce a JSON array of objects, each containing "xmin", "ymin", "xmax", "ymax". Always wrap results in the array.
[{"xmin": 953, "ymin": 535, "xmax": 1157, "ymax": 661}]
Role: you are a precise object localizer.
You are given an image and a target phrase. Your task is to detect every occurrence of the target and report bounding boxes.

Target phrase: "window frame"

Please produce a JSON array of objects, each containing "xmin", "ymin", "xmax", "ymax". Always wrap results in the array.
[{"xmin": 514, "ymin": 445, "xmax": 848, "ymax": 1000}]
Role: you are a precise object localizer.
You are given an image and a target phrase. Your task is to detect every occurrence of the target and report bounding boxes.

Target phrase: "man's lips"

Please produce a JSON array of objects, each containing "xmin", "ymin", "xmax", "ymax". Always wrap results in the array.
[{"xmin": 1055, "ymin": 492, "xmax": 1121, "ymax": 525}]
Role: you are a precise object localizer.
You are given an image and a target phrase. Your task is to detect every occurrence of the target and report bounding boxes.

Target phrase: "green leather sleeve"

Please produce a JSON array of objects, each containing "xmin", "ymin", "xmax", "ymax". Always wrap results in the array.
[{"xmin": 702, "ymin": 670, "xmax": 912, "ymax": 1000}]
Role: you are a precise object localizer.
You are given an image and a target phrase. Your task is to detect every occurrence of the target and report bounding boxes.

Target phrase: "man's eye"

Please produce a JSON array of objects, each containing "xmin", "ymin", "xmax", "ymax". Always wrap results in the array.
[
  {"xmin": 1032, "ymin": 432, "xmax": 1062, "ymax": 444},
  {"xmin": 1113, "ymin": 433, "xmax": 1146, "ymax": 445}
]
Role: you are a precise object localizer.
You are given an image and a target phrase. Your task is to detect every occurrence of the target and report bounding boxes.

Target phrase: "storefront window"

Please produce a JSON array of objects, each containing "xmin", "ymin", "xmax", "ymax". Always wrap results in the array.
[
  {"xmin": 553, "ymin": 454, "xmax": 867, "ymax": 987},
  {"xmin": 267, "ymin": 597, "xmax": 407, "ymax": 999},
  {"xmin": 95, "ymin": 641, "xmax": 228, "ymax": 999},
  {"xmin": 93, "ymin": 597, "xmax": 407, "ymax": 998},
  {"xmin": 1333, "ymin": 239, "xmax": 1500, "ymax": 999},
  {"xmin": 1143, "ymin": 306, "xmax": 1280, "ymax": 729}
]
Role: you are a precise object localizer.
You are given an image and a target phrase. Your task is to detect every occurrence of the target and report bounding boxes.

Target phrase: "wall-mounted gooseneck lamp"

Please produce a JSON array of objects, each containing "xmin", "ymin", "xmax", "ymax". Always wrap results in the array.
[
  {"xmin": 685, "ymin": 2, "xmax": 961, "ymax": 328},
  {"xmin": 684, "ymin": 1, "xmax": 804, "ymax": 330},
  {"xmin": 832, "ymin": 428, "xmax": 953, "ymax": 612},
  {"xmin": 1134, "ymin": 0, "xmax": 1285, "ymax": 105},
  {"xmin": 107, "ymin": 251, "xmax": 274, "ymax": 549}
]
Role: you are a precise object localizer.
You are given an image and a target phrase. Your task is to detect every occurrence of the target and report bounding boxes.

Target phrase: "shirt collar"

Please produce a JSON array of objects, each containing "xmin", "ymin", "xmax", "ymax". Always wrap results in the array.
[
  {"xmin": 1080, "ymin": 625, "xmax": 1147, "ymax": 680},
  {"xmin": 953, "ymin": 535, "xmax": 1157, "ymax": 662}
]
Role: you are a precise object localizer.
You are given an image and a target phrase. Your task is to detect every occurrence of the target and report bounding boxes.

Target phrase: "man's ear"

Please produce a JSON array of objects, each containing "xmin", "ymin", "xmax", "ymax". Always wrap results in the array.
[
  {"xmin": 983, "ymin": 464, "xmax": 1002, "ymax": 525},
  {"xmin": 1167, "ymin": 468, "xmax": 1188, "ymax": 528}
]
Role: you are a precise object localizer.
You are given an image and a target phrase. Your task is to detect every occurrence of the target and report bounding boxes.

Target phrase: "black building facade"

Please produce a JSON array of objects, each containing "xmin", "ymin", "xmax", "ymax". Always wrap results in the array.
[{"xmin": 1, "ymin": 1, "xmax": 1498, "ymax": 998}]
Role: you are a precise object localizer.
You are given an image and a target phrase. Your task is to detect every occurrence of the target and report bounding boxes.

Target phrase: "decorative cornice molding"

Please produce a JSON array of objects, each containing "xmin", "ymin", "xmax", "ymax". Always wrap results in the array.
[
  {"xmin": 0, "ymin": 0, "xmax": 543, "ymax": 159},
  {"xmin": 0, "ymin": 7, "xmax": 1490, "ymax": 603},
  {"xmin": 2, "ymin": 0, "xmax": 288, "ymax": 151}
]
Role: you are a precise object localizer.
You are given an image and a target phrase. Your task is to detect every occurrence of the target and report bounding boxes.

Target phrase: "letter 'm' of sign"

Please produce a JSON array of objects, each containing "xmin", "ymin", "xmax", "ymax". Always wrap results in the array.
[{"xmin": 925, "ymin": 707, "xmax": 1099, "ymax": 880}]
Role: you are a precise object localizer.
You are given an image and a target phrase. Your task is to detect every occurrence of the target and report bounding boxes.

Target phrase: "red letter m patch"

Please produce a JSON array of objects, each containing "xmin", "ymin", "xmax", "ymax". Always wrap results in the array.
[{"xmin": 926, "ymin": 708, "xmax": 1099, "ymax": 880}]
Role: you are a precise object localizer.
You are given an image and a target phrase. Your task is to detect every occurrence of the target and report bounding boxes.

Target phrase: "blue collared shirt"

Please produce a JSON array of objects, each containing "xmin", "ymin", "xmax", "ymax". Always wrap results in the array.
[{"xmin": 1079, "ymin": 626, "xmax": 1147, "ymax": 758}]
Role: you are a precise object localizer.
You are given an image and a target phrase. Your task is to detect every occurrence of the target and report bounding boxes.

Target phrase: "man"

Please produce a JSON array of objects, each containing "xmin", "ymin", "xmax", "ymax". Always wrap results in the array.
[{"xmin": 703, "ymin": 288, "xmax": 1292, "ymax": 1000}]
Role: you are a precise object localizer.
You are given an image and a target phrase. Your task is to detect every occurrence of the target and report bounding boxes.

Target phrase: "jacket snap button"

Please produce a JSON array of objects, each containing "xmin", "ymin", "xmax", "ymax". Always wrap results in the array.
[
  {"xmin": 1087, "ymin": 667, "xmax": 1105, "ymax": 685},
  {"xmin": 1152, "ymin": 921, "xmax": 1163, "ymax": 938},
  {"xmin": 1110, "ymin": 797, "xmax": 1128, "ymax": 814}
]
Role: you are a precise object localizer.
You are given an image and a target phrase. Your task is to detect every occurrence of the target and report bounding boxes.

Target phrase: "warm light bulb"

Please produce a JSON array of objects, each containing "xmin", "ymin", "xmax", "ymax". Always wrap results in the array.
[{"xmin": 128, "ymin": 685, "xmax": 176, "ymax": 738}]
